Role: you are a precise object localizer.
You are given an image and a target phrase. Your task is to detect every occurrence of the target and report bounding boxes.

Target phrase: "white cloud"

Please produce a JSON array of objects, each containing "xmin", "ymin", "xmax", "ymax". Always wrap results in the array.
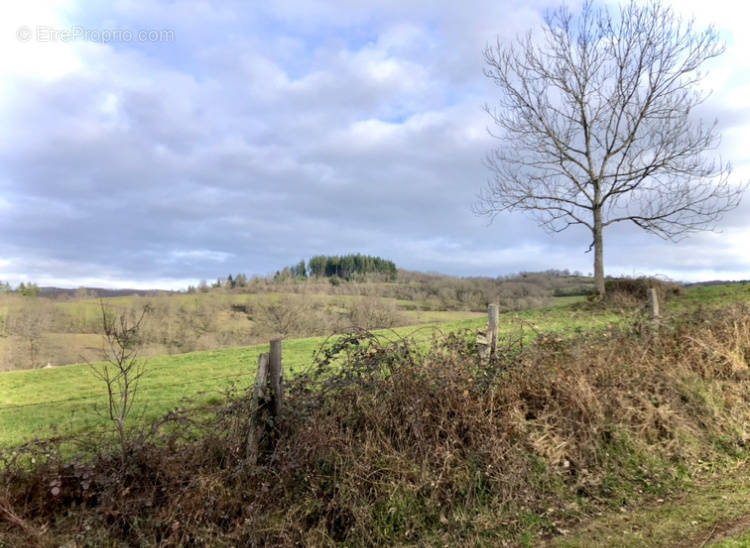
[
  {"xmin": 0, "ymin": 0, "xmax": 748, "ymax": 288},
  {"xmin": 167, "ymin": 250, "xmax": 234, "ymax": 263},
  {"xmin": 0, "ymin": 1, "xmax": 84, "ymax": 82}
]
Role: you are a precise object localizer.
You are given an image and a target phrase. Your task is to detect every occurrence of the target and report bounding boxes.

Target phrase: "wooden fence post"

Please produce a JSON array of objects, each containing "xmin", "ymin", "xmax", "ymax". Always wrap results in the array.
[
  {"xmin": 247, "ymin": 352, "xmax": 269, "ymax": 463},
  {"xmin": 488, "ymin": 303, "xmax": 499, "ymax": 357},
  {"xmin": 648, "ymin": 288, "xmax": 660, "ymax": 320},
  {"xmin": 247, "ymin": 339, "xmax": 284, "ymax": 464}
]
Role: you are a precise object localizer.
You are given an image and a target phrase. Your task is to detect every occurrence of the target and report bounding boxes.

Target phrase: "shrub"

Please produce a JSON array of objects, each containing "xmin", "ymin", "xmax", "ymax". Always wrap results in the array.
[
  {"xmin": 3, "ymin": 304, "xmax": 749, "ymax": 545},
  {"xmin": 344, "ymin": 297, "xmax": 405, "ymax": 329},
  {"xmin": 603, "ymin": 276, "xmax": 682, "ymax": 308}
]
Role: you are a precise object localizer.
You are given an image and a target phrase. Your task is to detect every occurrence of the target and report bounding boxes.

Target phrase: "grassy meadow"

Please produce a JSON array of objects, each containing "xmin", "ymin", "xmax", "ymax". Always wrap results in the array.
[
  {"xmin": 0, "ymin": 270, "xmax": 593, "ymax": 371},
  {"xmin": 1, "ymin": 291, "xmax": 437, "ymax": 369},
  {"xmin": 0, "ymin": 296, "xmax": 626, "ymax": 449},
  {"xmin": 2, "ymin": 280, "xmax": 750, "ymax": 546},
  {"xmin": 3, "ymin": 283, "xmax": 748, "ymax": 450}
]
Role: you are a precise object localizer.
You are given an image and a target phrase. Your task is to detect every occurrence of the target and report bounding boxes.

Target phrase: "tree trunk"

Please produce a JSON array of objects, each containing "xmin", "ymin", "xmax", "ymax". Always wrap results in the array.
[{"xmin": 593, "ymin": 207, "xmax": 605, "ymax": 297}]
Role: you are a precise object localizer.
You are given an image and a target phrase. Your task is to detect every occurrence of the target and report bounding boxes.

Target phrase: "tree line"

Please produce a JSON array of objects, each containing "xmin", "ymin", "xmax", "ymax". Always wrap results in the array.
[
  {"xmin": 304, "ymin": 254, "xmax": 397, "ymax": 281},
  {"xmin": 0, "ymin": 281, "xmax": 39, "ymax": 297},
  {"xmin": 187, "ymin": 254, "xmax": 397, "ymax": 293}
]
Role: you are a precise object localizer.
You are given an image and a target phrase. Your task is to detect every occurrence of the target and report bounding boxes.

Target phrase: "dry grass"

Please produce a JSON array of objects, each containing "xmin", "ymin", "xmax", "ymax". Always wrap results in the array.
[
  {"xmin": 1, "ymin": 269, "xmax": 590, "ymax": 371},
  {"xmin": 1, "ymin": 304, "xmax": 749, "ymax": 546}
]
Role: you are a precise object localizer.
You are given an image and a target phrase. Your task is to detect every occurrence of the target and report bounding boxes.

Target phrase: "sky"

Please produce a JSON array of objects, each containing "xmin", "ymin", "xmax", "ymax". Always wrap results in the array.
[{"xmin": 1, "ymin": 0, "xmax": 749, "ymax": 290}]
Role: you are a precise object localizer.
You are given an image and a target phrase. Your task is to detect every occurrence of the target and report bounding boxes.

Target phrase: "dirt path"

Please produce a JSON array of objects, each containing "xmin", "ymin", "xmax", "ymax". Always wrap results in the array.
[
  {"xmin": 690, "ymin": 514, "xmax": 750, "ymax": 547},
  {"xmin": 546, "ymin": 464, "xmax": 750, "ymax": 547}
]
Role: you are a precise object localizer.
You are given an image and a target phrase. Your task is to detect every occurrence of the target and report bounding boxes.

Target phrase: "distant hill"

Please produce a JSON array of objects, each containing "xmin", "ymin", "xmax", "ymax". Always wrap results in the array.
[
  {"xmin": 32, "ymin": 276, "xmax": 749, "ymax": 300},
  {"xmin": 683, "ymin": 279, "xmax": 750, "ymax": 287},
  {"xmin": 38, "ymin": 287, "xmax": 175, "ymax": 299}
]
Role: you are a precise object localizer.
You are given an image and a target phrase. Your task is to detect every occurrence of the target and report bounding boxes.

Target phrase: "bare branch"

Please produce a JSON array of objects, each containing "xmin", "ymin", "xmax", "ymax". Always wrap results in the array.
[
  {"xmin": 90, "ymin": 301, "xmax": 149, "ymax": 467},
  {"xmin": 477, "ymin": 0, "xmax": 747, "ymax": 295}
]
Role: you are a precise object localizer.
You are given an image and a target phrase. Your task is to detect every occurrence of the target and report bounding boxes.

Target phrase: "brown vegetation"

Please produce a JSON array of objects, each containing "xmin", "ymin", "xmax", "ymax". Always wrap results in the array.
[
  {"xmin": 600, "ymin": 276, "xmax": 683, "ymax": 310},
  {"xmin": 0, "ymin": 270, "xmax": 590, "ymax": 371},
  {"xmin": 1, "ymin": 303, "xmax": 749, "ymax": 545}
]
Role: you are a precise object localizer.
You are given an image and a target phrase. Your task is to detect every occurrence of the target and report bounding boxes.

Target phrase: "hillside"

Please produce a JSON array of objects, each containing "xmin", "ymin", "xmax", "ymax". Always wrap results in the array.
[{"xmin": 0, "ymin": 269, "xmax": 593, "ymax": 371}]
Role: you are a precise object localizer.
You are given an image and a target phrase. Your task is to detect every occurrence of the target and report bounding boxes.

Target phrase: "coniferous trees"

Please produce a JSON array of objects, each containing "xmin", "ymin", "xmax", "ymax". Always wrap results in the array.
[{"xmin": 304, "ymin": 254, "xmax": 396, "ymax": 281}]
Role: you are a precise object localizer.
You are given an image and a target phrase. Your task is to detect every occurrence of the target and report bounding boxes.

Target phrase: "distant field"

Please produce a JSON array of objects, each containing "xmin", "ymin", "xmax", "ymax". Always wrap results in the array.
[
  {"xmin": 0, "ymin": 296, "xmax": 630, "ymax": 449},
  {"xmin": 671, "ymin": 281, "xmax": 750, "ymax": 309},
  {"xmin": 0, "ymin": 290, "xmax": 488, "ymax": 370},
  {"xmin": 56, "ymin": 293, "xmax": 487, "ymax": 328},
  {"xmin": 3, "ymin": 284, "xmax": 748, "ymax": 449},
  {"xmin": 2, "ymin": 271, "xmax": 599, "ymax": 370}
]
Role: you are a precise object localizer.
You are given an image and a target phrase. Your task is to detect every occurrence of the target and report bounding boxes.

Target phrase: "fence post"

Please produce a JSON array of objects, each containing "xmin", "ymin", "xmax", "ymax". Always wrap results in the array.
[
  {"xmin": 488, "ymin": 303, "xmax": 499, "ymax": 357},
  {"xmin": 247, "ymin": 352, "xmax": 269, "ymax": 463},
  {"xmin": 247, "ymin": 339, "xmax": 284, "ymax": 464},
  {"xmin": 269, "ymin": 338, "xmax": 283, "ymax": 417},
  {"xmin": 648, "ymin": 288, "xmax": 660, "ymax": 320}
]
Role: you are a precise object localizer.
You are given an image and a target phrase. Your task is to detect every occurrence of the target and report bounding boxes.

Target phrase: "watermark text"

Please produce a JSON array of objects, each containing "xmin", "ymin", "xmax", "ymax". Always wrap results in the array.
[{"xmin": 16, "ymin": 25, "xmax": 175, "ymax": 43}]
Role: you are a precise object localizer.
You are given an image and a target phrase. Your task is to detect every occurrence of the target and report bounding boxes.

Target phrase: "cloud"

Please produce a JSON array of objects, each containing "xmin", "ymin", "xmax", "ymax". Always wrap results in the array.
[{"xmin": 0, "ymin": 0, "xmax": 748, "ymax": 289}]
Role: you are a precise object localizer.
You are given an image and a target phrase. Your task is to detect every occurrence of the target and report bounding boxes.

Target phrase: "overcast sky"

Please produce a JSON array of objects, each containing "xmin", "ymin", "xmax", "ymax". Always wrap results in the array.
[{"xmin": 1, "ymin": 0, "xmax": 749, "ymax": 289}]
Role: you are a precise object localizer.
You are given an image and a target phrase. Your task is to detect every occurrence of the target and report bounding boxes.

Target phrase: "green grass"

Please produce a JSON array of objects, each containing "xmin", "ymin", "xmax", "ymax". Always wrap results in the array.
[
  {"xmin": 711, "ymin": 530, "xmax": 750, "ymax": 547},
  {"xmin": 0, "ymin": 337, "xmax": 323, "ymax": 448},
  {"xmin": 669, "ymin": 282, "xmax": 750, "ymax": 311},
  {"xmin": 1, "ymin": 285, "xmax": 743, "ymax": 450},
  {"xmin": 552, "ymin": 467, "xmax": 750, "ymax": 547}
]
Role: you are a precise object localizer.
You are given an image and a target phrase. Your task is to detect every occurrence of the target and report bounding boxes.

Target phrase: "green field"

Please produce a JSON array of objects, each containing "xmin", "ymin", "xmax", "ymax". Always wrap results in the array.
[
  {"xmin": 3, "ymin": 284, "xmax": 748, "ymax": 450},
  {"xmin": 3, "ymin": 283, "xmax": 750, "ymax": 546},
  {"xmin": 0, "ymin": 296, "xmax": 627, "ymax": 449}
]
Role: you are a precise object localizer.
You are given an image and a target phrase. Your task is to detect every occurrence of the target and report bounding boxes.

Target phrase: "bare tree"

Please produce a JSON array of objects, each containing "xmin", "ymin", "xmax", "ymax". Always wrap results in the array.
[
  {"xmin": 476, "ymin": 0, "xmax": 746, "ymax": 296},
  {"xmin": 90, "ymin": 302, "xmax": 149, "ymax": 466},
  {"xmin": 253, "ymin": 296, "xmax": 314, "ymax": 339},
  {"xmin": 8, "ymin": 300, "xmax": 49, "ymax": 369}
]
